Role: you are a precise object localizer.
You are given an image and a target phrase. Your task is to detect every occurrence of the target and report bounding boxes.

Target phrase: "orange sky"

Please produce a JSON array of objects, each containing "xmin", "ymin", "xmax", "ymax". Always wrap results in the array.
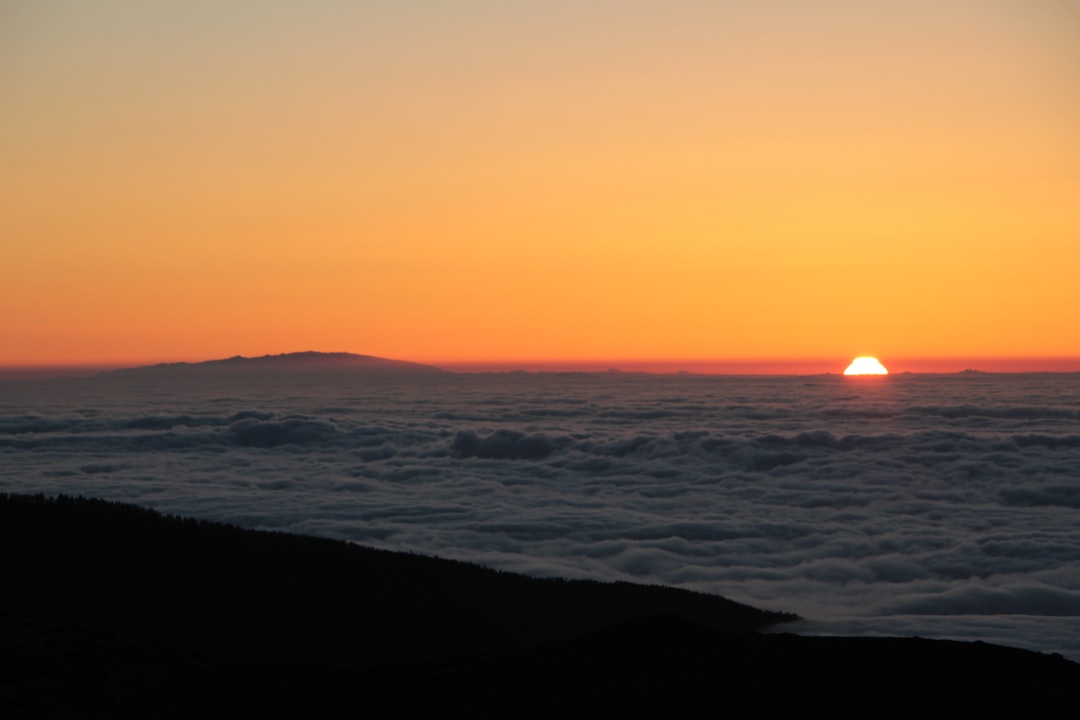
[{"xmin": 2, "ymin": 1, "xmax": 1078, "ymax": 371}]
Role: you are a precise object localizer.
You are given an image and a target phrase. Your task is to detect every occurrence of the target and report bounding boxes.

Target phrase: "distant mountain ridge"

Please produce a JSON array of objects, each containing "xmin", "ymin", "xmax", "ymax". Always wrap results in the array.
[{"xmin": 97, "ymin": 351, "xmax": 444, "ymax": 378}]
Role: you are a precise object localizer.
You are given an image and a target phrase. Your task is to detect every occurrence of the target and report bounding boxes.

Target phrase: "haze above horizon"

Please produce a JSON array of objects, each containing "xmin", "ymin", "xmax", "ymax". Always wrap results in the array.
[
  {"xmin": 3, "ymin": 2, "xmax": 1077, "ymax": 366},
  {"xmin": 2, "ymin": 351, "xmax": 1078, "ymax": 380}
]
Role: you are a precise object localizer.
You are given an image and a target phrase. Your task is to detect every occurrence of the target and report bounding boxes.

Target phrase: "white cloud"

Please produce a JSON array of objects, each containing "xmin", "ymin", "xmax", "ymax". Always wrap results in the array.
[{"xmin": 1, "ymin": 371, "xmax": 1078, "ymax": 659}]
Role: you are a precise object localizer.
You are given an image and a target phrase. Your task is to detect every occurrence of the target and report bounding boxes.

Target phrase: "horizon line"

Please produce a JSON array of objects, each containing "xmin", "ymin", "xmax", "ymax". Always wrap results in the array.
[{"xmin": 2, "ymin": 353, "xmax": 1079, "ymax": 380}]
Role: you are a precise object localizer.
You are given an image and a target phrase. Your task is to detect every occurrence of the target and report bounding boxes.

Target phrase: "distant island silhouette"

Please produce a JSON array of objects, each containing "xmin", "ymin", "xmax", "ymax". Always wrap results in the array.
[
  {"xmin": 95, "ymin": 351, "xmax": 445, "ymax": 379},
  {"xmin": 3, "ymin": 493, "xmax": 1077, "ymax": 716}
]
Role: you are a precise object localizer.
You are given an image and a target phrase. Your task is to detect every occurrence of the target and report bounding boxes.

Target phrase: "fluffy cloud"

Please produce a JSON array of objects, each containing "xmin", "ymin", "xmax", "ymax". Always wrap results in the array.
[{"xmin": 1, "ymin": 371, "xmax": 1078, "ymax": 659}]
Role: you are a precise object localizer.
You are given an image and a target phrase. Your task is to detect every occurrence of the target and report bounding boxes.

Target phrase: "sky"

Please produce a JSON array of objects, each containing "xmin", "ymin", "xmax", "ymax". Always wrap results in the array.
[{"xmin": 3, "ymin": 1, "xmax": 1078, "ymax": 371}]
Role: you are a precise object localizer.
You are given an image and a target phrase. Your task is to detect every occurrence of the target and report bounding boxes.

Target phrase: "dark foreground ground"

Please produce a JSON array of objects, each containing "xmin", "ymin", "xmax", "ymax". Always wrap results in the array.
[{"xmin": 2, "ymin": 493, "xmax": 1077, "ymax": 717}]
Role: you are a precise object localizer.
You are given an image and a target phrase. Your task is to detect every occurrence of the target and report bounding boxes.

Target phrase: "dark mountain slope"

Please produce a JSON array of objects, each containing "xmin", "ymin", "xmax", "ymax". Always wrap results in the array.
[{"xmin": 2, "ymin": 493, "xmax": 1076, "ymax": 717}]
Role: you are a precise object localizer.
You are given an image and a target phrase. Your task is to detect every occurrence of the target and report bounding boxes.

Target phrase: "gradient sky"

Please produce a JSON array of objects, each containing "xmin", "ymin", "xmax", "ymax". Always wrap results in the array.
[{"xmin": 3, "ymin": 1, "xmax": 1078, "ymax": 370}]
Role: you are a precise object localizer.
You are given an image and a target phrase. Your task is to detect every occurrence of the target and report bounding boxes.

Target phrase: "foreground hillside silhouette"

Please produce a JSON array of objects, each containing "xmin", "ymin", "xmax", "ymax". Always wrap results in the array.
[{"xmin": 2, "ymin": 493, "xmax": 1077, "ymax": 717}]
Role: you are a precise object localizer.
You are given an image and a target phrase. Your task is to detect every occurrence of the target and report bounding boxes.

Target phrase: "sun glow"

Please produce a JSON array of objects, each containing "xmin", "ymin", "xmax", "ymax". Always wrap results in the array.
[{"xmin": 844, "ymin": 357, "xmax": 889, "ymax": 375}]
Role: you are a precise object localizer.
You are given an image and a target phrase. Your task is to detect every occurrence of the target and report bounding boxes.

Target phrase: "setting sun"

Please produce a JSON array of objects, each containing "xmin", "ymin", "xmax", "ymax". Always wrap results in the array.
[{"xmin": 844, "ymin": 357, "xmax": 889, "ymax": 376}]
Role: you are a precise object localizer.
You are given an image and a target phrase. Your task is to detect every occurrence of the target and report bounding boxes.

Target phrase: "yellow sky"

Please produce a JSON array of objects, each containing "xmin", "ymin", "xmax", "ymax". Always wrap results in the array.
[{"xmin": 2, "ymin": 1, "xmax": 1077, "ymax": 368}]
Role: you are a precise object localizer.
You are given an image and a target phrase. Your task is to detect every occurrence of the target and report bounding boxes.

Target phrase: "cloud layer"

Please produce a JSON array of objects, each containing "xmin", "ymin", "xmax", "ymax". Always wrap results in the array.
[{"xmin": 2, "ymin": 371, "xmax": 1078, "ymax": 659}]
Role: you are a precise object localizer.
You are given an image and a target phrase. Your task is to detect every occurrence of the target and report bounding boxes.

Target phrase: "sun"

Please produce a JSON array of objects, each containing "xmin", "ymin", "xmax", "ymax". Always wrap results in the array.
[{"xmin": 844, "ymin": 356, "xmax": 889, "ymax": 375}]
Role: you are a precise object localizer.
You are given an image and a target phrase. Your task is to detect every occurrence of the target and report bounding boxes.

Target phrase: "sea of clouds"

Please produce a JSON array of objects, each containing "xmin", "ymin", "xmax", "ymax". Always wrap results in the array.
[{"xmin": 2, "ymin": 370, "xmax": 1078, "ymax": 659}]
